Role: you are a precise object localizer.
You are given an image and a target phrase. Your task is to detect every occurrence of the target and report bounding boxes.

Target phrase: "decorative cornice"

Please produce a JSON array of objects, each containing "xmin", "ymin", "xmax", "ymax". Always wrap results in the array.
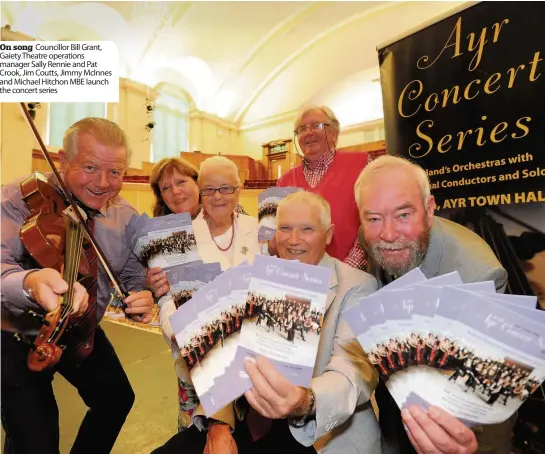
[
  {"xmin": 119, "ymin": 78, "xmax": 157, "ymax": 99},
  {"xmin": 189, "ymin": 109, "xmax": 238, "ymax": 132},
  {"xmin": 239, "ymin": 109, "xmax": 299, "ymax": 132},
  {"xmin": 340, "ymin": 118, "xmax": 384, "ymax": 134}
]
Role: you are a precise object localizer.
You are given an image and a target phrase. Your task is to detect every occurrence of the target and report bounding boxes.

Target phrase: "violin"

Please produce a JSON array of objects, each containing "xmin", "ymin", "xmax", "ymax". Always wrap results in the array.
[{"xmin": 16, "ymin": 102, "xmax": 131, "ymax": 372}]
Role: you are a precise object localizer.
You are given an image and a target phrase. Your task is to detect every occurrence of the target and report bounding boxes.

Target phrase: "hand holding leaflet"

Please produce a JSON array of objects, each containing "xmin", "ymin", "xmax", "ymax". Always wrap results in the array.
[{"xmin": 342, "ymin": 269, "xmax": 545, "ymax": 427}]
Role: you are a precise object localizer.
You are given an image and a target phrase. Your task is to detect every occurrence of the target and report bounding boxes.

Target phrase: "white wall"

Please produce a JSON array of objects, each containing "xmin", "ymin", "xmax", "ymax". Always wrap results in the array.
[
  {"xmin": 1, "ymin": 102, "xmax": 49, "ymax": 184},
  {"xmin": 188, "ymin": 111, "xmax": 242, "ymax": 156},
  {"xmin": 338, "ymin": 120, "xmax": 385, "ymax": 149}
]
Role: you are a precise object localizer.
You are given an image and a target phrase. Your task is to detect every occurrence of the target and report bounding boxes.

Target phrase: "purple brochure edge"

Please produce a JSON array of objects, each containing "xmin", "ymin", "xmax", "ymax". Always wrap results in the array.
[
  {"xmin": 495, "ymin": 300, "xmax": 545, "ymax": 322},
  {"xmin": 258, "ymin": 225, "xmax": 276, "ymax": 242},
  {"xmin": 401, "ymin": 392, "xmax": 477, "ymax": 427},
  {"xmin": 484, "ymin": 293, "xmax": 538, "ymax": 309},
  {"xmin": 378, "ymin": 267, "xmax": 427, "ymax": 293}
]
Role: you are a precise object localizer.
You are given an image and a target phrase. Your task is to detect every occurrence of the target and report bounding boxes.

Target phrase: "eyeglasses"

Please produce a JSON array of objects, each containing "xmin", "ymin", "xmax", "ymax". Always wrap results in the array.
[
  {"xmin": 294, "ymin": 122, "xmax": 330, "ymax": 136},
  {"xmin": 200, "ymin": 186, "xmax": 238, "ymax": 196}
]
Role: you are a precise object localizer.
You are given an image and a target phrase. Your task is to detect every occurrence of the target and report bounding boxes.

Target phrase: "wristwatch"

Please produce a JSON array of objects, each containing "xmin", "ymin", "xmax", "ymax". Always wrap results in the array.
[
  {"xmin": 208, "ymin": 418, "xmax": 228, "ymax": 429},
  {"xmin": 22, "ymin": 270, "xmax": 39, "ymax": 301},
  {"xmin": 289, "ymin": 387, "xmax": 316, "ymax": 427}
]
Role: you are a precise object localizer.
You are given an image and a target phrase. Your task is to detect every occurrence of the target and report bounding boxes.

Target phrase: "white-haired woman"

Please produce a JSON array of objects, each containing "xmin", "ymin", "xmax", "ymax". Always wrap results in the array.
[
  {"xmin": 157, "ymin": 156, "xmax": 260, "ymax": 451},
  {"xmin": 193, "ymin": 156, "xmax": 260, "ymax": 269}
]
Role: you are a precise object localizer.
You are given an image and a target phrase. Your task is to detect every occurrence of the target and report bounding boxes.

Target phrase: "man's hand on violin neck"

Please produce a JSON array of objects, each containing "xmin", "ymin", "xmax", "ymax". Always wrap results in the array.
[
  {"xmin": 23, "ymin": 269, "xmax": 89, "ymax": 317},
  {"xmin": 124, "ymin": 290, "xmax": 154, "ymax": 323}
]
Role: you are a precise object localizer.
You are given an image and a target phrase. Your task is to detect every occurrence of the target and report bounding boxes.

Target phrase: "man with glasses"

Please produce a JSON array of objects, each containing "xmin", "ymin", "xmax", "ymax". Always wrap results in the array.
[{"xmin": 275, "ymin": 106, "xmax": 370, "ymax": 271}]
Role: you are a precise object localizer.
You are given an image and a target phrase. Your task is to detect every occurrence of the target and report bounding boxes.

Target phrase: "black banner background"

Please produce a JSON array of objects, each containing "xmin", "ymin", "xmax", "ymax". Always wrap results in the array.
[
  {"xmin": 378, "ymin": 1, "xmax": 544, "ymax": 304},
  {"xmin": 379, "ymin": 1, "xmax": 545, "ymax": 210}
]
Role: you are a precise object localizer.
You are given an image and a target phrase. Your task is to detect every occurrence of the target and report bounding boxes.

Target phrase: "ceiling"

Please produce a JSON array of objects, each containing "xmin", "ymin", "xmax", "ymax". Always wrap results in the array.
[{"xmin": 1, "ymin": 1, "xmax": 465, "ymax": 127}]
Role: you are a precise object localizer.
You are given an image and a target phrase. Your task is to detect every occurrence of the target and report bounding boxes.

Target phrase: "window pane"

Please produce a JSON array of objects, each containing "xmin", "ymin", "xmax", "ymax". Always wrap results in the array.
[
  {"xmin": 49, "ymin": 103, "xmax": 105, "ymax": 147},
  {"xmin": 151, "ymin": 94, "xmax": 189, "ymax": 163}
]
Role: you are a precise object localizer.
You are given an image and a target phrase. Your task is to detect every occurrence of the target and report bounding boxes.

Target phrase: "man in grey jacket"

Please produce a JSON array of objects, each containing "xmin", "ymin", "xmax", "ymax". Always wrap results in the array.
[
  {"xmin": 244, "ymin": 191, "xmax": 381, "ymax": 454},
  {"xmin": 354, "ymin": 155, "xmax": 512, "ymax": 454}
]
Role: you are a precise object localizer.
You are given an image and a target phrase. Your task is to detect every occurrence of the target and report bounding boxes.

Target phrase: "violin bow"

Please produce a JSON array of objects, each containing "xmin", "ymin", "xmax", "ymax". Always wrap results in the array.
[{"xmin": 19, "ymin": 102, "xmax": 130, "ymax": 307}]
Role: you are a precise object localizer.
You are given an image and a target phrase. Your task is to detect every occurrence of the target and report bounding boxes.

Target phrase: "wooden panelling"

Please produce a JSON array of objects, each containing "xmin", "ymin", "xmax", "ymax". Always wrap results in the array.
[
  {"xmin": 32, "ymin": 149, "xmax": 157, "ymax": 180},
  {"xmin": 119, "ymin": 182, "xmax": 156, "ymax": 216},
  {"xmin": 179, "ymin": 152, "xmax": 257, "ymax": 185},
  {"xmin": 119, "ymin": 182, "xmax": 262, "ymax": 218},
  {"xmin": 261, "ymin": 139, "xmax": 301, "ymax": 180},
  {"xmin": 32, "ymin": 149, "xmax": 62, "ymax": 174},
  {"xmin": 31, "ymin": 141, "xmax": 385, "ymax": 195}
]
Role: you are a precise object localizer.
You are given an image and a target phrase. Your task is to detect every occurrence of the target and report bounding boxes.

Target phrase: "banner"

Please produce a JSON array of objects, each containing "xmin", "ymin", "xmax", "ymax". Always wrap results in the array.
[{"xmin": 378, "ymin": 2, "xmax": 544, "ymax": 303}]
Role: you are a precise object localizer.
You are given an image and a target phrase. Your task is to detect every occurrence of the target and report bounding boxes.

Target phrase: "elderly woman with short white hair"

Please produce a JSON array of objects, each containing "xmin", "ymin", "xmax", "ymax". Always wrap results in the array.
[
  {"xmin": 157, "ymin": 156, "xmax": 260, "ymax": 451},
  {"xmin": 192, "ymin": 156, "xmax": 260, "ymax": 270}
]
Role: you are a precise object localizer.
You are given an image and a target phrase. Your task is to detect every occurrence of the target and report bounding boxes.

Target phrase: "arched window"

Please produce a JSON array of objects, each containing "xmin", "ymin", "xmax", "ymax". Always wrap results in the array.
[
  {"xmin": 48, "ymin": 103, "xmax": 106, "ymax": 147},
  {"xmin": 151, "ymin": 92, "xmax": 189, "ymax": 162}
]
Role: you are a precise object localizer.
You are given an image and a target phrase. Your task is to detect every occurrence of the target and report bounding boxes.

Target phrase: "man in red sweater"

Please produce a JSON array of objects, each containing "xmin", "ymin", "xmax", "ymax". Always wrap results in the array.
[{"xmin": 276, "ymin": 106, "xmax": 369, "ymax": 270}]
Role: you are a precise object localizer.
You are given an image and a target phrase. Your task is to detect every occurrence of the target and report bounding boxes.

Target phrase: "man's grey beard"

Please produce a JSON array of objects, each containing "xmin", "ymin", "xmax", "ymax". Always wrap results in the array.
[{"xmin": 366, "ymin": 228, "xmax": 431, "ymax": 277}]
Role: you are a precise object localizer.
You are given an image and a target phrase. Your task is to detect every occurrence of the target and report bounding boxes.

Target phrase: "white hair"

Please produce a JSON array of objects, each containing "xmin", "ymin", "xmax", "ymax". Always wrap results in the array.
[
  {"xmin": 294, "ymin": 105, "xmax": 340, "ymax": 136},
  {"xmin": 277, "ymin": 191, "xmax": 331, "ymax": 229},
  {"xmin": 198, "ymin": 156, "xmax": 241, "ymax": 186},
  {"xmin": 354, "ymin": 155, "xmax": 431, "ymax": 210}
]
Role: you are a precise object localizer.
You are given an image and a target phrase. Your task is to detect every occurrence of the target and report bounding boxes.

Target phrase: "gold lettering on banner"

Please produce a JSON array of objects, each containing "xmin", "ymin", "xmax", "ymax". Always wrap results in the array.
[
  {"xmin": 395, "ymin": 11, "xmax": 544, "ymax": 160},
  {"xmin": 417, "ymin": 17, "xmax": 464, "ymax": 70},
  {"xmin": 398, "ymin": 80, "xmax": 423, "ymax": 117},
  {"xmin": 483, "ymin": 72, "xmax": 502, "ymax": 94},
  {"xmin": 439, "ymin": 192, "xmax": 543, "ymax": 210},
  {"xmin": 417, "ymin": 17, "xmax": 509, "ymax": 71},
  {"xmin": 528, "ymin": 51, "xmax": 543, "ymax": 82},
  {"xmin": 408, "ymin": 116, "xmax": 532, "ymax": 158}
]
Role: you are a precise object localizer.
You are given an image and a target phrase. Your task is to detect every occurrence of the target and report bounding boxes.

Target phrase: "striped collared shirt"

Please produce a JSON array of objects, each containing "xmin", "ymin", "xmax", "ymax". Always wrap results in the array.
[{"xmin": 302, "ymin": 148, "xmax": 335, "ymax": 188}]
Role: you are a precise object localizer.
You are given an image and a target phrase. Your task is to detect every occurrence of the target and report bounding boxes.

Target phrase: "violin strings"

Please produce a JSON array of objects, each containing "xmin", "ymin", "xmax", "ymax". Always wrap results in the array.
[
  {"xmin": 63, "ymin": 221, "xmax": 77, "ymax": 316},
  {"xmin": 67, "ymin": 222, "xmax": 83, "ymax": 315},
  {"xmin": 60, "ymin": 223, "xmax": 75, "ymax": 319},
  {"xmin": 61, "ymin": 220, "xmax": 84, "ymax": 319}
]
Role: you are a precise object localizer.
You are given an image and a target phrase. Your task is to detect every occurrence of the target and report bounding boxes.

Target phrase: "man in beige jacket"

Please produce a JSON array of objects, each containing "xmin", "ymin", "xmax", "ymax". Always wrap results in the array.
[{"xmin": 244, "ymin": 191, "xmax": 381, "ymax": 454}]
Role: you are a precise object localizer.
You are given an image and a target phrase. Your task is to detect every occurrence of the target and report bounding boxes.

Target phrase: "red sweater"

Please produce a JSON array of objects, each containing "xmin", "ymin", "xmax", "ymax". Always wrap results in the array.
[{"xmin": 277, "ymin": 152, "xmax": 369, "ymax": 261}]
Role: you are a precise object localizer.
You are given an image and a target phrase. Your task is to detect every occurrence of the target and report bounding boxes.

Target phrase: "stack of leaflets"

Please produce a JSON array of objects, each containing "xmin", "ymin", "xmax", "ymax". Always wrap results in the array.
[
  {"xmin": 257, "ymin": 187, "xmax": 302, "ymax": 242},
  {"xmin": 126, "ymin": 212, "xmax": 200, "ymax": 269},
  {"xmin": 169, "ymin": 255, "xmax": 331, "ymax": 416},
  {"xmin": 343, "ymin": 268, "xmax": 545, "ymax": 426},
  {"xmin": 164, "ymin": 262, "xmax": 223, "ymax": 309}
]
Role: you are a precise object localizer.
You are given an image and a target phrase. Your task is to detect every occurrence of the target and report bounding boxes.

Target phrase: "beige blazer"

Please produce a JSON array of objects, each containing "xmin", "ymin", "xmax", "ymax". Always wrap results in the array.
[
  {"xmin": 192, "ymin": 211, "xmax": 261, "ymax": 270},
  {"xmin": 290, "ymin": 255, "xmax": 382, "ymax": 454}
]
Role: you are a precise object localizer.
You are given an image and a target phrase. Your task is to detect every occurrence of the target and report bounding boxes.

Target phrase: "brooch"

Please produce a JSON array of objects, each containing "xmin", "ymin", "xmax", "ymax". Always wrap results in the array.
[{"xmin": 240, "ymin": 246, "xmax": 248, "ymax": 255}]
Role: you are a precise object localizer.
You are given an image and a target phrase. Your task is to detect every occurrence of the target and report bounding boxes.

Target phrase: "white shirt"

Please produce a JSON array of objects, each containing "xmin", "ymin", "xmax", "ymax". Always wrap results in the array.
[{"xmin": 213, "ymin": 218, "xmax": 236, "ymax": 266}]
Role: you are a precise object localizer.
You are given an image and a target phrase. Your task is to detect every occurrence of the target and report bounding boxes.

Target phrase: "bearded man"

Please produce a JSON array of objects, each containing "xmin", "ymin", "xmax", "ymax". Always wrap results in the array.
[{"xmin": 353, "ymin": 155, "xmax": 513, "ymax": 454}]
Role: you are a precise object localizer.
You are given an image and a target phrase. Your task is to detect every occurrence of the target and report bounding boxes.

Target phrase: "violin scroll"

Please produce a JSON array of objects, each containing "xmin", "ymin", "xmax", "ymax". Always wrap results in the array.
[{"xmin": 27, "ymin": 307, "xmax": 67, "ymax": 372}]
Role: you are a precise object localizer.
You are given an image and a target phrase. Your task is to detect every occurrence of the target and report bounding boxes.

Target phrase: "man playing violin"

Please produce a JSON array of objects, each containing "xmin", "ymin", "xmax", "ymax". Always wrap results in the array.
[{"xmin": 1, "ymin": 117, "xmax": 154, "ymax": 454}]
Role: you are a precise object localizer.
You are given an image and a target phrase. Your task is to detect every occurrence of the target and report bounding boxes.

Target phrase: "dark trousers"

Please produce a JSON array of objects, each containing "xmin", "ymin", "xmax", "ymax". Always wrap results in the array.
[
  {"xmin": 375, "ymin": 380, "xmax": 417, "ymax": 454},
  {"xmin": 1, "ymin": 326, "xmax": 135, "ymax": 454},
  {"xmin": 152, "ymin": 417, "xmax": 316, "ymax": 454}
]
